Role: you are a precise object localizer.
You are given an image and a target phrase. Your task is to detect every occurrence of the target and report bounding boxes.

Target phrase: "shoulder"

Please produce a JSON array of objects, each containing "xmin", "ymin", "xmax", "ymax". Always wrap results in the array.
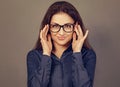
[
  {"xmin": 27, "ymin": 49, "xmax": 43, "ymax": 62},
  {"xmin": 81, "ymin": 47, "xmax": 96, "ymax": 61}
]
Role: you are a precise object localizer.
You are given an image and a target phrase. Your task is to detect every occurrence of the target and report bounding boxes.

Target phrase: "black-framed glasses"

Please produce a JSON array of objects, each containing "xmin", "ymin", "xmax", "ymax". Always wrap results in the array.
[{"xmin": 50, "ymin": 23, "xmax": 75, "ymax": 33}]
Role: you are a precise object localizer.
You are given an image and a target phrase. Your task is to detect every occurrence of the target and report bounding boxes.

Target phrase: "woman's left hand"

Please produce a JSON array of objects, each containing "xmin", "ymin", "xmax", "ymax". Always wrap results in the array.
[{"xmin": 72, "ymin": 23, "xmax": 89, "ymax": 52}]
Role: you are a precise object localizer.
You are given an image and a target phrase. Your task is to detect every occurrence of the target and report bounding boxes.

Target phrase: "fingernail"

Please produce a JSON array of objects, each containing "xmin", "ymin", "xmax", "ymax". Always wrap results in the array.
[{"xmin": 47, "ymin": 24, "xmax": 49, "ymax": 27}]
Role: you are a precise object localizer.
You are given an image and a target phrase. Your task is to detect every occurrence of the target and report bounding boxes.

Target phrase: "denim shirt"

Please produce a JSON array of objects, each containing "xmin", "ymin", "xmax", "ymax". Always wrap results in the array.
[{"xmin": 27, "ymin": 46, "xmax": 96, "ymax": 87}]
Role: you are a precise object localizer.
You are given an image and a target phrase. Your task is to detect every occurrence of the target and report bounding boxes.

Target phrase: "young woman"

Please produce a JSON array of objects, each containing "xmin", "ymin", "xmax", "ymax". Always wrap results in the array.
[{"xmin": 27, "ymin": 1, "xmax": 96, "ymax": 87}]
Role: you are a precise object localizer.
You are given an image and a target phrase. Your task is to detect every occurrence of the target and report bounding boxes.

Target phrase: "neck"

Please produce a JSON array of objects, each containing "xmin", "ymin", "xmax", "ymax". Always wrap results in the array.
[{"xmin": 52, "ymin": 43, "xmax": 70, "ymax": 58}]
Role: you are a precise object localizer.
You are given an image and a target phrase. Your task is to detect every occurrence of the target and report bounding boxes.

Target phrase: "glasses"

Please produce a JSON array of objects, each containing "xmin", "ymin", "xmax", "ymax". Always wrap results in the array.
[{"xmin": 50, "ymin": 23, "xmax": 75, "ymax": 33}]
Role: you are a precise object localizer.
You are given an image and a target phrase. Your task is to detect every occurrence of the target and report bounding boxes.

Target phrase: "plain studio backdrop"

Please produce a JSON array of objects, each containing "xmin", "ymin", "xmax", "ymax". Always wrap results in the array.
[{"xmin": 0, "ymin": 0, "xmax": 120, "ymax": 87}]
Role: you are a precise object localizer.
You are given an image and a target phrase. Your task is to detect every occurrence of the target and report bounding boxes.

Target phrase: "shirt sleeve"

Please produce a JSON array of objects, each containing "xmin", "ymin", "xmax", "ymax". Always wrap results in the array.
[
  {"xmin": 27, "ymin": 50, "xmax": 52, "ymax": 87},
  {"xmin": 72, "ymin": 49, "xmax": 96, "ymax": 87}
]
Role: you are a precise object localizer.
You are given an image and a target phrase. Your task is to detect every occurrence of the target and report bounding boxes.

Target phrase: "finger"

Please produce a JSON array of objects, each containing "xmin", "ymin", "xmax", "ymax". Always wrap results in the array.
[
  {"xmin": 40, "ymin": 27, "xmax": 44, "ymax": 40},
  {"xmin": 40, "ymin": 30, "xmax": 43, "ymax": 44},
  {"xmin": 48, "ymin": 34, "xmax": 51, "ymax": 42},
  {"xmin": 42, "ymin": 25, "xmax": 48, "ymax": 40},
  {"xmin": 83, "ymin": 30, "xmax": 89, "ymax": 40},
  {"xmin": 43, "ymin": 24, "xmax": 49, "ymax": 36},
  {"xmin": 40, "ymin": 26, "xmax": 46, "ymax": 41},
  {"xmin": 45, "ymin": 24, "xmax": 49, "ymax": 36},
  {"xmin": 73, "ymin": 32, "xmax": 77, "ymax": 42},
  {"xmin": 43, "ymin": 24, "xmax": 50, "ymax": 40},
  {"xmin": 40, "ymin": 30, "xmax": 42, "ymax": 39},
  {"xmin": 78, "ymin": 25, "xmax": 83, "ymax": 37},
  {"xmin": 74, "ymin": 23, "xmax": 79, "ymax": 36},
  {"xmin": 42, "ymin": 25, "xmax": 47, "ymax": 34}
]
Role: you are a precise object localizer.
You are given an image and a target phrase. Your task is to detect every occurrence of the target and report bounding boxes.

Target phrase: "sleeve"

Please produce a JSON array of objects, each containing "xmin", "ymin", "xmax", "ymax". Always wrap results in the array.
[
  {"xmin": 72, "ymin": 49, "xmax": 96, "ymax": 87},
  {"xmin": 27, "ymin": 50, "xmax": 52, "ymax": 87}
]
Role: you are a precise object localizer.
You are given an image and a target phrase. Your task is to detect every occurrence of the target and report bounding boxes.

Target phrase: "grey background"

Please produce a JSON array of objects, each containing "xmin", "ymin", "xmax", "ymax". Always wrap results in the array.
[{"xmin": 0, "ymin": 0, "xmax": 120, "ymax": 87}]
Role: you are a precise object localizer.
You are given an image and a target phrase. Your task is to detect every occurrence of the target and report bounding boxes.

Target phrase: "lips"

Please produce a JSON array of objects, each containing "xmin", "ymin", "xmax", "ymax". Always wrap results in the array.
[{"xmin": 57, "ymin": 36, "xmax": 65, "ymax": 40}]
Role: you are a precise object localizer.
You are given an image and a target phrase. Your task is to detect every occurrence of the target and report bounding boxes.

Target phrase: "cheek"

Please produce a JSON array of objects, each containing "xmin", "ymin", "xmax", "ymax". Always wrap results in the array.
[
  {"xmin": 67, "ymin": 33, "xmax": 73, "ymax": 39},
  {"xmin": 50, "ymin": 33, "xmax": 57, "ymax": 40}
]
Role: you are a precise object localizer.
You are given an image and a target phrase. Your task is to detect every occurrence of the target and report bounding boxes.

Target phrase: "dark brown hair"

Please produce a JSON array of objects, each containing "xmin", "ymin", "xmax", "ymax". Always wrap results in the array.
[{"xmin": 34, "ymin": 1, "xmax": 92, "ymax": 50}]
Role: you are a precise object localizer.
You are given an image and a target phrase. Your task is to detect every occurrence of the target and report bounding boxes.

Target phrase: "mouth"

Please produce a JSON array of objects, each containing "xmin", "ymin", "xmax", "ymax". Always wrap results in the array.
[{"xmin": 57, "ymin": 36, "xmax": 65, "ymax": 40}]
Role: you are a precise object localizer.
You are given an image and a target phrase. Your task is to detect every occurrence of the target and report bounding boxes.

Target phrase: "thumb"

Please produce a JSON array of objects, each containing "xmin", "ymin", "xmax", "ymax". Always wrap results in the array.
[{"xmin": 73, "ymin": 32, "xmax": 76, "ymax": 42}]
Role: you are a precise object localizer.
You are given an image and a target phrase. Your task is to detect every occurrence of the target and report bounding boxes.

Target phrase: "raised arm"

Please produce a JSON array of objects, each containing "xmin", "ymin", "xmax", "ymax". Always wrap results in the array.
[
  {"xmin": 27, "ymin": 50, "xmax": 52, "ymax": 87},
  {"xmin": 72, "ymin": 49, "xmax": 96, "ymax": 87}
]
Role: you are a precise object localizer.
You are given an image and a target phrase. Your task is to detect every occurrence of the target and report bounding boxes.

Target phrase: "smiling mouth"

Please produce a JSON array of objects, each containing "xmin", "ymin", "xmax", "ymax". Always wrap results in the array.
[{"xmin": 58, "ymin": 37, "xmax": 65, "ymax": 40}]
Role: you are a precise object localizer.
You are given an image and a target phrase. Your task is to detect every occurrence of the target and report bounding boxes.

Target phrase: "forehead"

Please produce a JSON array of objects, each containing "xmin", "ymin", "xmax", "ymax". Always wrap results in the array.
[{"xmin": 50, "ymin": 12, "xmax": 74, "ymax": 25}]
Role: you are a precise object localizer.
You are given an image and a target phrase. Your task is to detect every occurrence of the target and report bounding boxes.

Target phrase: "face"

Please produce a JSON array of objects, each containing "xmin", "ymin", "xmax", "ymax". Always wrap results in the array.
[{"xmin": 50, "ymin": 12, "xmax": 74, "ymax": 47}]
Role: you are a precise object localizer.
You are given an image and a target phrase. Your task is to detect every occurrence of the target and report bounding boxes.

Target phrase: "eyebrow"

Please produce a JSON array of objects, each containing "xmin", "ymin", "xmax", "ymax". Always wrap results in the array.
[{"xmin": 50, "ymin": 22, "xmax": 74, "ymax": 25}]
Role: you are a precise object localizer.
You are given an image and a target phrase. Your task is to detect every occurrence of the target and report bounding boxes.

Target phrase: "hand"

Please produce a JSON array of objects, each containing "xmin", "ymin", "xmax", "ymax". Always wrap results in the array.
[
  {"xmin": 72, "ymin": 23, "xmax": 89, "ymax": 52},
  {"xmin": 40, "ymin": 24, "xmax": 52, "ymax": 56}
]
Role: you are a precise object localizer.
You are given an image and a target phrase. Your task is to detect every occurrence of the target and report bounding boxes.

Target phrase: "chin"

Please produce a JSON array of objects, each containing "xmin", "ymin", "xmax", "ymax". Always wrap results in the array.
[
  {"xmin": 56, "ymin": 40, "xmax": 71, "ymax": 46},
  {"xmin": 52, "ymin": 37, "xmax": 72, "ymax": 47}
]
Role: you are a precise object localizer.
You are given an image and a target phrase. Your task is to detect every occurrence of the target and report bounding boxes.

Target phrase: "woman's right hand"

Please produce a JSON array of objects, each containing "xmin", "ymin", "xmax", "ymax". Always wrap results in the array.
[{"xmin": 40, "ymin": 24, "xmax": 52, "ymax": 56}]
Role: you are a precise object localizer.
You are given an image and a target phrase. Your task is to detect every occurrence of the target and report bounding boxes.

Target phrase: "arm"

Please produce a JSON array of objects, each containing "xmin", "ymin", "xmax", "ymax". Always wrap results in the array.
[
  {"xmin": 72, "ymin": 49, "xmax": 96, "ymax": 87},
  {"xmin": 72, "ymin": 23, "xmax": 96, "ymax": 87},
  {"xmin": 27, "ymin": 50, "xmax": 52, "ymax": 87}
]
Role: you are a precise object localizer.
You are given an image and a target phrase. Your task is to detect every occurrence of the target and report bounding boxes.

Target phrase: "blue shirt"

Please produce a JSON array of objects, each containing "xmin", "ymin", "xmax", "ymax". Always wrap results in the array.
[{"xmin": 27, "ymin": 46, "xmax": 96, "ymax": 87}]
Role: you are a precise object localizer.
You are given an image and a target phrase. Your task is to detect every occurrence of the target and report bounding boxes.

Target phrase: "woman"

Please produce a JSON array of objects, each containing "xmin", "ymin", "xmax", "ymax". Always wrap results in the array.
[{"xmin": 27, "ymin": 1, "xmax": 96, "ymax": 87}]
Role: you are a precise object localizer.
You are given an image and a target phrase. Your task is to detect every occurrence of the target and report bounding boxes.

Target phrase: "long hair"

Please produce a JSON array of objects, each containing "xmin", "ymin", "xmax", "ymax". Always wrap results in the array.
[{"xmin": 34, "ymin": 1, "xmax": 92, "ymax": 50}]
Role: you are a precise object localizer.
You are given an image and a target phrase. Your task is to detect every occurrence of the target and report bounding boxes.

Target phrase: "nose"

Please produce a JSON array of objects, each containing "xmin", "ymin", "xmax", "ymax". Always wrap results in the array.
[{"xmin": 59, "ymin": 27, "xmax": 64, "ymax": 35}]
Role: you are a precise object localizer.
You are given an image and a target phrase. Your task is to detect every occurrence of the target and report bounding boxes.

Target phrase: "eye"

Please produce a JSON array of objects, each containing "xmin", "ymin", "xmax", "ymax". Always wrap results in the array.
[
  {"xmin": 50, "ymin": 24, "xmax": 59, "ymax": 28},
  {"xmin": 64, "ymin": 24, "xmax": 73, "ymax": 28}
]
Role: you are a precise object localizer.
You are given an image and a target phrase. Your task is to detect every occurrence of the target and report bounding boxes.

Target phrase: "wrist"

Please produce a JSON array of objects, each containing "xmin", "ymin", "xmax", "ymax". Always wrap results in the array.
[
  {"xmin": 43, "ymin": 51, "xmax": 51, "ymax": 56},
  {"xmin": 73, "ymin": 51, "xmax": 81, "ymax": 53},
  {"xmin": 73, "ymin": 49, "xmax": 81, "ymax": 53}
]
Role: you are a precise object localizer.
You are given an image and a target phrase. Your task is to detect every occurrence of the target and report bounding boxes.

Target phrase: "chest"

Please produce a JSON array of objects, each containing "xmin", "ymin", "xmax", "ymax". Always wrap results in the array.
[{"xmin": 49, "ymin": 54, "xmax": 73, "ymax": 87}]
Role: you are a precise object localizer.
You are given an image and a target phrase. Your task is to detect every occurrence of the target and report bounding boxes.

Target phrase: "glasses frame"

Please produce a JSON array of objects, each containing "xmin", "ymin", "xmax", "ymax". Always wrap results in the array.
[{"xmin": 49, "ymin": 23, "xmax": 75, "ymax": 33}]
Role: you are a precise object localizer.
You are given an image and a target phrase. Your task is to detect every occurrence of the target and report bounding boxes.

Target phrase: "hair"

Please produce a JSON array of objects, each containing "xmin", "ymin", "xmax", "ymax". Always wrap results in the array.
[{"xmin": 34, "ymin": 1, "xmax": 92, "ymax": 50}]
